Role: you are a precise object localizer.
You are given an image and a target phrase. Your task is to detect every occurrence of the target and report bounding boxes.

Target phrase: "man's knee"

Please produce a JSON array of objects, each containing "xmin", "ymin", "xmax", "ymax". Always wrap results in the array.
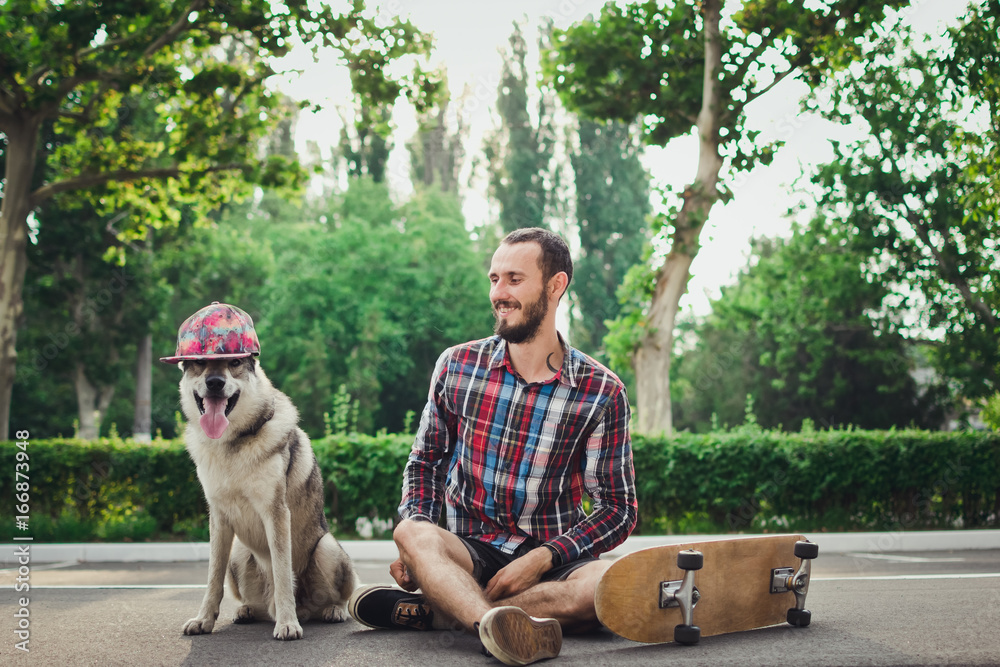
[
  {"xmin": 394, "ymin": 519, "xmax": 473, "ymax": 573},
  {"xmin": 566, "ymin": 560, "xmax": 611, "ymax": 606},
  {"xmin": 394, "ymin": 518, "xmax": 455, "ymax": 557},
  {"xmin": 394, "ymin": 518, "xmax": 433, "ymax": 551},
  {"xmin": 567, "ymin": 559, "xmax": 610, "ymax": 585}
]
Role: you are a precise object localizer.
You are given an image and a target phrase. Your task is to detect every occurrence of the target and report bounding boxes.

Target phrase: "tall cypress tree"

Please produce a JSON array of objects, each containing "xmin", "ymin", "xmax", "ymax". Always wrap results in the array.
[
  {"xmin": 408, "ymin": 78, "xmax": 466, "ymax": 194},
  {"xmin": 484, "ymin": 22, "xmax": 556, "ymax": 233},
  {"xmin": 569, "ymin": 119, "xmax": 650, "ymax": 359}
]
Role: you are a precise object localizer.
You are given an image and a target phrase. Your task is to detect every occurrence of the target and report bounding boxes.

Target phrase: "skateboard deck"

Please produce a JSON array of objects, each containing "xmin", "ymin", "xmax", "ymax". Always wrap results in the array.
[{"xmin": 596, "ymin": 534, "xmax": 817, "ymax": 644}]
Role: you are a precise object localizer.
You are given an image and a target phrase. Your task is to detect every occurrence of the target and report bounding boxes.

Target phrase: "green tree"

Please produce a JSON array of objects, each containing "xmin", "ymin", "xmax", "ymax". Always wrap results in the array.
[
  {"xmin": 12, "ymin": 199, "xmax": 158, "ymax": 439},
  {"xmin": 810, "ymin": 0, "xmax": 1000, "ymax": 401},
  {"xmin": 10, "ymin": 199, "xmax": 279, "ymax": 440},
  {"xmin": 0, "ymin": 0, "xmax": 436, "ymax": 439},
  {"xmin": 339, "ymin": 108, "xmax": 392, "ymax": 183},
  {"xmin": 257, "ymin": 178, "xmax": 492, "ymax": 436},
  {"xmin": 569, "ymin": 119, "xmax": 650, "ymax": 360},
  {"xmin": 672, "ymin": 218, "xmax": 939, "ymax": 432},
  {"xmin": 484, "ymin": 22, "xmax": 557, "ymax": 233},
  {"xmin": 408, "ymin": 78, "xmax": 466, "ymax": 194},
  {"xmin": 546, "ymin": 0, "xmax": 912, "ymax": 434}
]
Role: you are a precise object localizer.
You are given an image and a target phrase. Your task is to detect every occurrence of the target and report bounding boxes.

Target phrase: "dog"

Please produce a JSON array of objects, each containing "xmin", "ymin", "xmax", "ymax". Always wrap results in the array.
[{"xmin": 176, "ymin": 355, "xmax": 356, "ymax": 640}]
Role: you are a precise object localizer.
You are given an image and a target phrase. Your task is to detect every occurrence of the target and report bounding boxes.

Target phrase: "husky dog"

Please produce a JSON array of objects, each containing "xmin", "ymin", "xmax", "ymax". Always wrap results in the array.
[{"xmin": 164, "ymin": 303, "xmax": 355, "ymax": 641}]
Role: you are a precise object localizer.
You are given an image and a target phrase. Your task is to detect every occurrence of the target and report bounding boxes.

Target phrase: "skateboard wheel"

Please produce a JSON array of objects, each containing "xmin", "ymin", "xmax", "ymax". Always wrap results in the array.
[
  {"xmin": 794, "ymin": 541, "xmax": 819, "ymax": 560},
  {"xmin": 677, "ymin": 550, "xmax": 703, "ymax": 570},
  {"xmin": 674, "ymin": 624, "xmax": 701, "ymax": 645},
  {"xmin": 787, "ymin": 608, "xmax": 811, "ymax": 627}
]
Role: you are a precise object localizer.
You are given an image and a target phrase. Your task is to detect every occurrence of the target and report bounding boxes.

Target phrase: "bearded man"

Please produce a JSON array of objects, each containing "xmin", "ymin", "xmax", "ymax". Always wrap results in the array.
[{"xmin": 349, "ymin": 228, "xmax": 637, "ymax": 666}]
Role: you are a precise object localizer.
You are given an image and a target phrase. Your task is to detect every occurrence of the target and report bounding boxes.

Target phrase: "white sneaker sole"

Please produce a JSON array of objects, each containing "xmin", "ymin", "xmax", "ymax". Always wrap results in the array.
[{"xmin": 479, "ymin": 606, "xmax": 562, "ymax": 666}]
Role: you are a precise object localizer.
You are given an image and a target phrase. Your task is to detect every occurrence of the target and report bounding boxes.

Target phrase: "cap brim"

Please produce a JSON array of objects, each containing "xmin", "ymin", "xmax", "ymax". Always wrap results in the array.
[{"xmin": 159, "ymin": 352, "xmax": 257, "ymax": 364}]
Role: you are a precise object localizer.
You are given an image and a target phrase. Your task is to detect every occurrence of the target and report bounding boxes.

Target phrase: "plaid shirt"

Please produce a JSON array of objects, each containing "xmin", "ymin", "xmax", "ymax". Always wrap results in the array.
[{"xmin": 399, "ymin": 335, "xmax": 637, "ymax": 565}]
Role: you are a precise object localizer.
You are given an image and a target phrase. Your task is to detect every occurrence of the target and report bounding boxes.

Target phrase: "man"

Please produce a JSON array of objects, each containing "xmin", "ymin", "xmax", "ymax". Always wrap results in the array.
[{"xmin": 349, "ymin": 228, "xmax": 637, "ymax": 665}]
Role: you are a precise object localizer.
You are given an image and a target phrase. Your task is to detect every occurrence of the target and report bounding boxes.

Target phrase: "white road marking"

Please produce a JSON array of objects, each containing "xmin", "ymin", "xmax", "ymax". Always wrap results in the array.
[
  {"xmin": 0, "ymin": 560, "xmax": 79, "ymax": 572},
  {"xmin": 845, "ymin": 552, "xmax": 966, "ymax": 563},
  {"xmin": 816, "ymin": 573, "xmax": 1000, "ymax": 581}
]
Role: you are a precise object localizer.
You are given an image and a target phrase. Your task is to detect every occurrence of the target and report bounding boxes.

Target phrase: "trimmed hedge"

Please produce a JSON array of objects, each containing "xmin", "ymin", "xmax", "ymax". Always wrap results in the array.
[
  {"xmin": 1, "ymin": 428, "xmax": 997, "ymax": 542},
  {"xmin": 0, "ymin": 433, "xmax": 414, "ymax": 542},
  {"xmin": 632, "ymin": 428, "xmax": 1000, "ymax": 533},
  {"xmin": 1, "ymin": 437, "xmax": 205, "ymax": 542}
]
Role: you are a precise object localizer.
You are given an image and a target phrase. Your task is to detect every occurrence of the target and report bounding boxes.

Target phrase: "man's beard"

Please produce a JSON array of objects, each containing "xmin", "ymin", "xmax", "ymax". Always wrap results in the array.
[{"xmin": 493, "ymin": 288, "xmax": 548, "ymax": 345}]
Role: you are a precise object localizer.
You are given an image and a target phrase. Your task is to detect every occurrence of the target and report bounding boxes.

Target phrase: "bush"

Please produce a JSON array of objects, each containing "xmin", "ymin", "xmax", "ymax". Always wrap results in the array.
[
  {"xmin": 1, "ymin": 436, "xmax": 206, "ymax": 542},
  {"xmin": 313, "ymin": 432, "xmax": 412, "ymax": 538},
  {"xmin": 982, "ymin": 393, "xmax": 1000, "ymax": 431},
  {"xmin": 2, "ymin": 428, "xmax": 997, "ymax": 542},
  {"xmin": 0, "ymin": 433, "xmax": 414, "ymax": 542},
  {"xmin": 632, "ymin": 427, "xmax": 1000, "ymax": 533}
]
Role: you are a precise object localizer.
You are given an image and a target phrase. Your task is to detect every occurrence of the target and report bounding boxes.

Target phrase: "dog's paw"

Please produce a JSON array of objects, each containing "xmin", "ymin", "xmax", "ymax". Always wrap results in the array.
[
  {"xmin": 322, "ymin": 606, "xmax": 346, "ymax": 623},
  {"xmin": 183, "ymin": 617, "xmax": 215, "ymax": 635},
  {"xmin": 233, "ymin": 606, "xmax": 255, "ymax": 624},
  {"xmin": 273, "ymin": 620, "xmax": 303, "ymax": 640}
]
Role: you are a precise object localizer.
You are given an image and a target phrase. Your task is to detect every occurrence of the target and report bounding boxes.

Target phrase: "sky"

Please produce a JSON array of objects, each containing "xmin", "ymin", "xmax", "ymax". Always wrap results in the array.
[{"xmin": 274, "ymin": 0, "xmax": 970, "ymax": 318}]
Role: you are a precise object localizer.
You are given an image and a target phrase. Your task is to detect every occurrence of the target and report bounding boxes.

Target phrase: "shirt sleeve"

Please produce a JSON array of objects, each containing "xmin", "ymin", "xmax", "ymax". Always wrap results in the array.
[
  {"xmin": 398, "ymin": 348, "xmax": 456, "ymax": 523},
  {"xmin": 544, "ymin": 384, "xmax": 637, "ymax": 563}
]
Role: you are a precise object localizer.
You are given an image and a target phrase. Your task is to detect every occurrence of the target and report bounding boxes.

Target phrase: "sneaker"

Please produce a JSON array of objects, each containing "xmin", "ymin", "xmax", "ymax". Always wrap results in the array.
[
  {"xmin": 348, "ymin": 584, "xmax": 435, "ymax": 631},
  {"xmin": 478, "ymin": 606, "xmax": 562, "ymax": 666}
]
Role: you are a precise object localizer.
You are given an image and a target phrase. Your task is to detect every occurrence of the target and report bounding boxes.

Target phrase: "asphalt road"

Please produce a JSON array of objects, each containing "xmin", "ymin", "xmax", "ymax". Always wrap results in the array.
[{"xmin": 2, "ymin": 549, "xmax": 999, "ymax": 666}]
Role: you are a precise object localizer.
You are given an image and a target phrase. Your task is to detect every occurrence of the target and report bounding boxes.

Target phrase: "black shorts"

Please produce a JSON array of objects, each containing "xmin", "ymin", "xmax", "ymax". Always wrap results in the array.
[{"xmin": 459, "ymin": 536, "xmax": 597, "ymax": 587}]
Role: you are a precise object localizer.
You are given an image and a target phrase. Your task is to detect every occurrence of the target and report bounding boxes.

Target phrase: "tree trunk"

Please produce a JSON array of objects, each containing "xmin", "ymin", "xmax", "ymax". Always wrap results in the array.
[
  {"xmin": 67, "ymin": 250, "xmax": 123, "ymax": 440},
  {"xmin": 632, "ymin": 0, "xmax": 724, "ymax": 435},
  {"xmin": 133, "ymin": 332, "xmax": 153, "ymax": 442},
  {"xmin": 74, "ymin": 363, "xmax": 116, "ymax": 440},
  {"xmin": 0, "ymin": 116, "xmax": 42, "ymax": 441},
  {"xmin": 633, "ymin": 250, "xmax": 697, "ymax": 434}
]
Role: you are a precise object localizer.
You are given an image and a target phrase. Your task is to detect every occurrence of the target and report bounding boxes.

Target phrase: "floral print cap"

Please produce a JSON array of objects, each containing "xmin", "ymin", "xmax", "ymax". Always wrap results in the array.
[{"xmin": 159, "ymin": 302, "xmax": 260, "ymax": 363}]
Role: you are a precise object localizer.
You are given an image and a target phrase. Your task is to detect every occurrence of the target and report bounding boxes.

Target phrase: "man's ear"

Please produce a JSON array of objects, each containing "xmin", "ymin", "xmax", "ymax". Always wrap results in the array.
[{"xmin": 548, "ymin": 271, "xmax": 570, "ymax": 301}]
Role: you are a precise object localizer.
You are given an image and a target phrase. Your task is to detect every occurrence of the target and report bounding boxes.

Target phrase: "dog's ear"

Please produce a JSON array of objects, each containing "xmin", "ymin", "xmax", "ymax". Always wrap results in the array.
[
  {"xmin": 178, "ymin": 361, "xmax": 186, "ymax": 372},
  {"xmin": 247, "ymin": 357, "xmax": 257, "ymax": 373}
]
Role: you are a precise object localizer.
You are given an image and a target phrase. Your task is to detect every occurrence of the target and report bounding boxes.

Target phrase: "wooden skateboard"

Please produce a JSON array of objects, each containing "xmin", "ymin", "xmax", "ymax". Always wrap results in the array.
[{"xmin": 595, "ymin": 534, "xmax": 818, "ymax": 645}]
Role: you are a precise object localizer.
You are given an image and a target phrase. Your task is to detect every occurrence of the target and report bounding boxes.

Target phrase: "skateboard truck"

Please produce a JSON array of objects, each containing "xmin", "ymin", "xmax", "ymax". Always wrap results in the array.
[
  {"xmin": 659, "ymin": 549, "xmax": 703, "ymax": 645},
  {"xmin": 770, "ymin": 540, "xmax": 818, "ymax": 627}
]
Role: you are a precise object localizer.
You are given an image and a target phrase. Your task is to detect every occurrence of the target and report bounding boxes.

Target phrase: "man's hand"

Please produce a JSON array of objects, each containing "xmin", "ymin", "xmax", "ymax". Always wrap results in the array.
[
  {"xmin": 389, "ymin": 558, "xmax": 419, "ymax": 592},
  {"xmin": 484, "ymin": 547, "xmax": 552, "ymax": 601}
]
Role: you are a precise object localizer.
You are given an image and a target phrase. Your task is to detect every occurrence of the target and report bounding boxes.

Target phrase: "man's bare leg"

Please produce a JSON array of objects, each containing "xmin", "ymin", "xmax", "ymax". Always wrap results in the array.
[
  {"xmin": 395, "ymin": 520, "xmax": 607, "ymax": 633},
  {"xmin": 393, "ymin": 519, "xmax": 492, "ymax": 632},
  {"xmin": 495, "ymin": 559, "xmax": 609, "ymax": 633}
]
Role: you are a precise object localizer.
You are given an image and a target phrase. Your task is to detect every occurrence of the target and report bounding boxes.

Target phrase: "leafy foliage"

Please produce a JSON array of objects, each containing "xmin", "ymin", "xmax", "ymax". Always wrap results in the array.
[
  {"xmin": 4, "ymin": 428, "xmax": 997, "ymax": 542},
  {"xmin": 671, "ymin": 218, "xmax": 943, "ymax": 432},
  {"xmin": 982, "ymin": 392, "xmax": 1000, "ymax": 431},
  {"xmin": 254, "ymin": 178, "xmax": 493, "ymax": 436},
  {"xmin": 809, "ymin": 1, "xmax": 1000, "ymax": 400},
  {"xmin": 407, "ymin": 84, "xmax": 467, "ymax": 194},
  {"xmin": 545, "ymin": 0, "xmax": 911, "ymax": 180},
  {"xmin": 544, "ymin": 0, "xmax": 913, "ymax": 434},
  {"xmin": 484, "ymin": 22, "xmax": 557, "ymax": 233},
  {"xmin": 0, "ymin": 0, "xmax": 439, "ymax": 439},
  {"xmin": 632, "ymin": 427, "xmax": 1000, "ymax": 534},
  {"xmin": 568, "ymin": 119, "xmax": 651, "ymax": 361}
]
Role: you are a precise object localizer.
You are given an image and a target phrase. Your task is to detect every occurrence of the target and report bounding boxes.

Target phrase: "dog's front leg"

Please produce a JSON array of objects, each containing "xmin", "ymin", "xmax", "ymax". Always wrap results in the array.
[
  {"xmin": 264, "ymin": 502, "xmax": 302, "ymax": 640},
  {"xmin": 183, "ymin": 512, "xmax": 234, "ymax": 635}
]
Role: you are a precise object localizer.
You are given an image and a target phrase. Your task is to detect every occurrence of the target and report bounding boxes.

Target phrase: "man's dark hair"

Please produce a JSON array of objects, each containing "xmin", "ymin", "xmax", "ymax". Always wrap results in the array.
[{"xmin": 502, "ymin": 227, "xmax": 573, "ymax": 290}]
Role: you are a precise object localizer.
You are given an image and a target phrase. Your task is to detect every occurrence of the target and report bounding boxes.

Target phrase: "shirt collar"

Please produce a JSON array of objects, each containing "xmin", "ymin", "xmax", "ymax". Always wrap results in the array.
[{"xmin": 488, "ymin": 333, "xmax": 578, "ymax": 388}]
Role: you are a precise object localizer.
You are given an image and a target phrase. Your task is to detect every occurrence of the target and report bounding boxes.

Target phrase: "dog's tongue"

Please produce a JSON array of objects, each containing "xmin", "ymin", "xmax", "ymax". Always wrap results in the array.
[{"xmin": 200, "ymin": 397, "xmax": 230, "ymax": 439}]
